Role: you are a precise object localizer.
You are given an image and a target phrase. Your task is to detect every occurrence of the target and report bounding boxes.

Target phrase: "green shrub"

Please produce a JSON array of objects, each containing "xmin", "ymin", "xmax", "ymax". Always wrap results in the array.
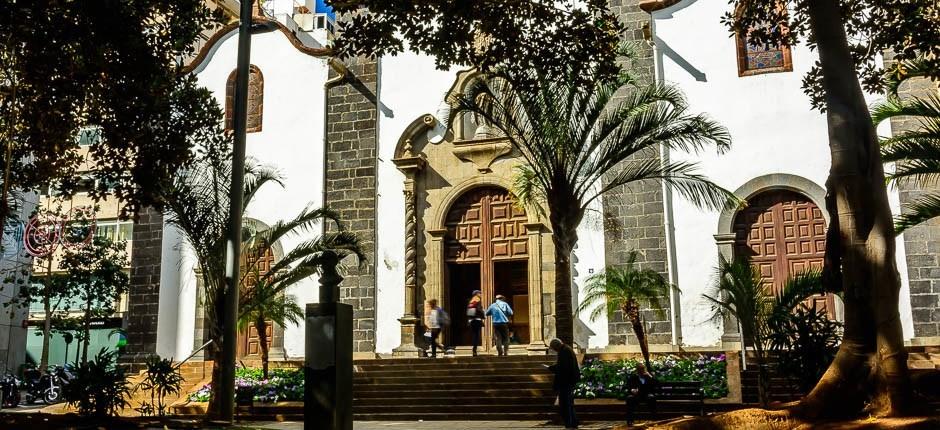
[
  {"xmin": 135, "ymin": 355, "xmax": 184, "ymax": 416},
  {"xmin": 63, "ymin": 349, "xmax": 131, "ymax": 417},
  {"xmin": 574, "ymin": 354, "xmax": 729, "ymax": 399}
]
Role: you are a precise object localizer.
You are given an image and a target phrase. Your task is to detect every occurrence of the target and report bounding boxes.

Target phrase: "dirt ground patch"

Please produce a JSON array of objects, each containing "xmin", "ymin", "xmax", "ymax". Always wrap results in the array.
[{"xmin": 611, "ymin": 408, "xmax": 940, "ymax": 430}]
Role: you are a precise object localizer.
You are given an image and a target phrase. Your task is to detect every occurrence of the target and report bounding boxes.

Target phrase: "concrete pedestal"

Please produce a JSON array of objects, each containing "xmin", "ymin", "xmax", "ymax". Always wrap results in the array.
[{"xmin": 305, "ymin": 302, "xmax": 353, "ymax": 430}]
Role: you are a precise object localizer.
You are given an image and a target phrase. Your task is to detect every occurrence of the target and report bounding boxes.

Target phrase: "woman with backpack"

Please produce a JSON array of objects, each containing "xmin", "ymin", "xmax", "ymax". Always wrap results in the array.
[
  {"xmin": 466, "ymin": 290, "xmax": 484, "ymax": 356},
  {"xmin": 426, "ymin": 299, "xmax": 449, "ymax": 358}
]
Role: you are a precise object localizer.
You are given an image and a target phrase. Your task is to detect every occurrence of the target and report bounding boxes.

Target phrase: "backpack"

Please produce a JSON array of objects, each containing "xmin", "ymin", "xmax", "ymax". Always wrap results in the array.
[
  {"xmin": 467, "ymin": 302, "xmax": 480, "ymax": 318},
  {"xmin": 437, "ymin": 308, "xmax": 451, "ymax": 326}
]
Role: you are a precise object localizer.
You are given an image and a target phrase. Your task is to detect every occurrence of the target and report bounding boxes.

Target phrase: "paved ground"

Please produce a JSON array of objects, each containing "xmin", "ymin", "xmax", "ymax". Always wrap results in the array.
[{"xmin": 237, "ymin": 421, "xmax": 621, "ymax": 430}]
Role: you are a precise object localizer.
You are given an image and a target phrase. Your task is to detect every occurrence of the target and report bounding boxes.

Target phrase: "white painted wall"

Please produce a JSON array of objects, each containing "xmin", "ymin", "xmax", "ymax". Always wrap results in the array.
[
  {"xmin": 654, "ymin": 0, "xmax": 913, "ymax": 345},
  {"xmin": 575, "ymin": 197, "xmax": 609, "ymax": 349},
  {"xmin": 160, "ymin": 26, "xmax": 330, "ymax": 358},
  {"xmin": 375, "ymin": 51, "xmax": 457, "ymax": 354}
]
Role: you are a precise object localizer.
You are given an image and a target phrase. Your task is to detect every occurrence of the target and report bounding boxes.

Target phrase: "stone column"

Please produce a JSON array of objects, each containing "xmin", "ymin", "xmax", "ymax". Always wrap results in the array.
[
  {"xmin": 392, "ymin": 155, "xmax": 426, "ymax": 356},
  {"xmin": 525, "ymin": 222, "xmax": 548, "ymax": 354},
  {"xmin": 714, "ymin": 233, "xmax": 741, "ymax": 347}
]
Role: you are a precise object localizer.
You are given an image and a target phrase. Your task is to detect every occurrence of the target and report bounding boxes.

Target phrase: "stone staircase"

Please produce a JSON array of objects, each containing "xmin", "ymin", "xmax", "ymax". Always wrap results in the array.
[
  {"xmin": 907, "ymin": 347, "xmax": 940, "ymax": 370},
  {"xmin": 125, "ymin": 360, "xmax": 213, "ymax": 416},
  {"xmin": 353, "ymin": 355, "xmax": 557, "ymax": 421}
]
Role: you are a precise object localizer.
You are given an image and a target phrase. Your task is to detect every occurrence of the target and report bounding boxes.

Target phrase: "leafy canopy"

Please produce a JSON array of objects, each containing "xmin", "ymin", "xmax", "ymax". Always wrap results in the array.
[
  {"xmin": 0, "ymin": 0, "xmax": 226, "ymax": 217},
  {"xmin": 329, "ymin": 0, "xmax": 625, "ymax": 89}
]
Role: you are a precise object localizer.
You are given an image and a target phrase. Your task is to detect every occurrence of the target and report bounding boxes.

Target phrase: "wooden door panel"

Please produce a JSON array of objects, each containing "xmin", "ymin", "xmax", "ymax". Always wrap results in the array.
[
  {"xmin": 733, "ymin": 190, "xmax": 834, "ymax": 317},
  {"xmin": 444, "ymin": 187, "xmax": 530, "ymax": 350}
]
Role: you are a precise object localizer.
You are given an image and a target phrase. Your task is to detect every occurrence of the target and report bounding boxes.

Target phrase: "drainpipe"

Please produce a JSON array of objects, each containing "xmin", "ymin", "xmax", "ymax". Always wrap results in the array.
[
  {"xmin": 322, "ymin": 57, "xmax": 349, "ymax": 238},
  {"xmin": 648, "ymin": 18, "xmax": 683, "ymax": 347}
]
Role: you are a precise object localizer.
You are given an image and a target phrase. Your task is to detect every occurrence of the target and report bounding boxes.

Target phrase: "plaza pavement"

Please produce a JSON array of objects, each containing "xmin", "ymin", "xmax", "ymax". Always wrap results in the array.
[{"xmin": 236, "ymin": 421, "xmax": 621, "ymax": 430}]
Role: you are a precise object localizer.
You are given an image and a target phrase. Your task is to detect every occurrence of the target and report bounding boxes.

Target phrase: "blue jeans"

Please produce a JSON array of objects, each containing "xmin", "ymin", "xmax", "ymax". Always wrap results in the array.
[{"xmin": 557, "ymin": 386, "xmax": 578, "ymax": 428}]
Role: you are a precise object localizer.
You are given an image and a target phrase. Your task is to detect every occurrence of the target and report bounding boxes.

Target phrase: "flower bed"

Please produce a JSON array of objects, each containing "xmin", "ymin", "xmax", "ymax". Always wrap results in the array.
[
  {"xmin": 188, "ymin": 367, "xmax": 304, "ymax": 403},
  {"xmin": 574, "ymin": 354, "xmax": 729, "ymax": 400}
]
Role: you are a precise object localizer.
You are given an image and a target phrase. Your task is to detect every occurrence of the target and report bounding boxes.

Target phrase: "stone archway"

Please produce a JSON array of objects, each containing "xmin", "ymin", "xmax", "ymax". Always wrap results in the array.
[
  {"xmin": 391, "ymin": 110, "xmax": 554, "ymax": 356},
  {"xmin": 714, "ymin": 174, "xmax": 838, "ymax": 344}
]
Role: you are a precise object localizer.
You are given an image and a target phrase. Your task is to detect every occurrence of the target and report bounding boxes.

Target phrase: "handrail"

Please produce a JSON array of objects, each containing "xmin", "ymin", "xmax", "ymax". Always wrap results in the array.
[{"xmin": 174, "ymin": 340, "xmax": 214, "ymax": 370}]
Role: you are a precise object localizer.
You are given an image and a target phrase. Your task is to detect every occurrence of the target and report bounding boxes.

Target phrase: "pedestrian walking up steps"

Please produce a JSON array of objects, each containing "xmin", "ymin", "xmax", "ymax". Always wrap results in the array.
[{"xmin": 353, "ymin": 355, "xmax": 557, "ymax": 421}]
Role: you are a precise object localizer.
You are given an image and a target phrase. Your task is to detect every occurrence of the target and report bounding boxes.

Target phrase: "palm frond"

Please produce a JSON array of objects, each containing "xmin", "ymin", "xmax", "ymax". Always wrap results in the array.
[
  {"xmin": 576, "ymin": 251, "xmax": 678, "ymax": 322},
  {"xmin": 895, "ymin": 193, "xmax": 940, "ymax": 233}
]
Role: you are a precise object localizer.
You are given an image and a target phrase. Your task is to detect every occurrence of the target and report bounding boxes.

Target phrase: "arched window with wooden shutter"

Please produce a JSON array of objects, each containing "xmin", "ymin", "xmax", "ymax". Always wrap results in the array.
[{"xmin": 225, "ymin": 64, "xmax": 264, "ymax": 133}]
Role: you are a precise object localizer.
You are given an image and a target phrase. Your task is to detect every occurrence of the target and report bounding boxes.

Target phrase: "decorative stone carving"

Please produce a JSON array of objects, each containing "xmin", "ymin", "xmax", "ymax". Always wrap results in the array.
[{"xmin": 451, "ymin": 138, "xmax": 513, "ymax": 173}]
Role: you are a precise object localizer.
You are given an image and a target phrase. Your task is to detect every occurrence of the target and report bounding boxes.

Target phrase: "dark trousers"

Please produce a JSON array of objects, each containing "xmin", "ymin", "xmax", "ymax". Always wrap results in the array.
[
  {"xmin": 625, "ymin": 394, "xmax": 656, "ymax": 424},
  {"xmin": 493, "ymin": 323, "xmax": 510, "ymax": 356},
  {"xmin": 557, "ymin": 385, "xmax": 578, "ymax": 428},
  {"xmin": 469, "ymin": 319, "xmax": 483, "ymax": 355},
  {"xmin": 430, "ymin": 328, "xmax": 443, "ymax": 357}
]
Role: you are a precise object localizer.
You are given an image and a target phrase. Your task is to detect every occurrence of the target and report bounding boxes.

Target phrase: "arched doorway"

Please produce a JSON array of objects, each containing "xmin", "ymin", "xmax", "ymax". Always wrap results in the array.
[
  {"xmin": 732, "ymin": 189, "xmax": 835, "ymax": 316},
  {"xmin": 444, "ymin": 186, "xmax": 530, "ymax": 351}
]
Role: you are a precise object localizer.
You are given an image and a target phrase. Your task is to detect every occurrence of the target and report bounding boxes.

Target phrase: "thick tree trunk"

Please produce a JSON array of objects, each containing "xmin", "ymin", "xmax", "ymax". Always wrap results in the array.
[
  {"xmin": 256, "ymin": 318, "xmax": 269, "ymax": 379},
  {"xmin": 626, "ymin": 302, "xmax": 652, "ymax": 370},
  {"xmin": 798, "ymin": 0, "xmax": 910, "ymax": 418}
]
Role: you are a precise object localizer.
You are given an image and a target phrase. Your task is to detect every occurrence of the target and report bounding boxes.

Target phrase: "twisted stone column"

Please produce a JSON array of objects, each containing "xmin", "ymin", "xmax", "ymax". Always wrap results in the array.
[{"xmin": 392, "ymin": 155, "xmax": 426, "ymax": 356}]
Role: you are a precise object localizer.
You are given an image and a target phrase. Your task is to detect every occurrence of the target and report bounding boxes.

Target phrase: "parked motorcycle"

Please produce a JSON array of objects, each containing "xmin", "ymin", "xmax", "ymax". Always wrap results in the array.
[
  {"xmin": 22, "ymin": 364, "xmax": 68, "ymax": 405},
  {"xmin": 0, "ymin": 373, "xmax": 20, "ymax": 409}
]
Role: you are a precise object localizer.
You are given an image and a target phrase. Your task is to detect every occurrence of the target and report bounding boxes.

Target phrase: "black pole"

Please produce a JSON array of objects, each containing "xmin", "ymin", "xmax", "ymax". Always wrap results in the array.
[{"xmin": 220, "ymin": 0, "xmax": 253, "ymax": 422}]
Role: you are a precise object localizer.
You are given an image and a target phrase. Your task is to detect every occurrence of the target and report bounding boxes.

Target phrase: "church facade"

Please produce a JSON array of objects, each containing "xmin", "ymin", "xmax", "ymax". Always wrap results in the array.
[{"xmin": 117, "ymin": 0, "xmax": 940, "ymax": 365}]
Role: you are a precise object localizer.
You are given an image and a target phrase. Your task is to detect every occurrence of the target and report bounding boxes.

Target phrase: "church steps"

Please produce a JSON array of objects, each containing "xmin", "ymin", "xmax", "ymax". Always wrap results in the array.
[
  {"xmin": 354, "ymin": 412, "xmax": 551, "ymax": 421},
  {"xmin": 354, "ymin": 361, "xmax": 552, "ymax": 372},
  {"xmin": 352, "ymin": 355, "xmax": 556, "ymax": 420},
  {"xmin": 354, "ymin": 388, "xmax": 555, "ymax": 399},
  {"xmin": 353, "ymin": 396, "xmax": 554, "ymax": 406},
  {"xmin": 354, "ymin": 374, "xmax": 553, "ymax": 384}
]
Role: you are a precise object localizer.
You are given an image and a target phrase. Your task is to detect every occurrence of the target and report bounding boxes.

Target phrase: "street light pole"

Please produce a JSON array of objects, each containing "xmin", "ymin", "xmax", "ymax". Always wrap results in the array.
[{"xmin": 220, "ymin": 0, "xmax": 254, "ymax": 422}]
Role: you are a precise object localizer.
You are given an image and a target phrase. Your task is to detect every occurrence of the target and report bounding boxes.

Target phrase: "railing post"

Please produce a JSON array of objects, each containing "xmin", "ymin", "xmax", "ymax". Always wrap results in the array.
[{"xmin": 305, "ymin": 251, "xmax": 352, "ymax": 430}]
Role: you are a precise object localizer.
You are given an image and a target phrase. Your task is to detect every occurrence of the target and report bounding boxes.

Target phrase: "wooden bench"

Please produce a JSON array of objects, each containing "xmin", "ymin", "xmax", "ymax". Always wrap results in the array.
[{"xmin": 627, "ymin": 380, "xmax": 705, "ymax": 417}]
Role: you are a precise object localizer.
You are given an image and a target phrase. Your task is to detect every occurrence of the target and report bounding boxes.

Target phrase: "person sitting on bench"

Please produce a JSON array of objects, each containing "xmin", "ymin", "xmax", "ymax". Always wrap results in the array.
[{"xmin": 625, "ymin": 363, "xmax": 658, "ymax": 426}]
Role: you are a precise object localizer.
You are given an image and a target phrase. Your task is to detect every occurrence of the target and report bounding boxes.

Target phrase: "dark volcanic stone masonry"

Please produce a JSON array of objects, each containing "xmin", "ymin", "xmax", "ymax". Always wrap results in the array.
[
  {"xmin": 892, "ymin": 72, "xmax": 940, "ymax": 338},
  {"xmin": 602, "ymin": 0, "xmax": 674, "ymax": 345},
  {"xmin": 325, "ymin": 57, "xmax": 379, "ymax": 353},
  {"xmin": 120, "ymin": 207, "xmax": 163, "ymax": 367}
]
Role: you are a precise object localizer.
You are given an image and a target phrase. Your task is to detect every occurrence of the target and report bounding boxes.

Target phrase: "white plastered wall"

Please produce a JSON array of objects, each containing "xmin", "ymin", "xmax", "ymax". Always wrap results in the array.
[
  {"xmin": 156, "ymin": 28, "xmax": 330, "ymax": 360},
  {"xmin": 653, "ymin": 0, "xmax": 913, "ymax": 346},
  {"xmin": 375, "ymin": 51, "xmax": 456, "ymax": 354}
]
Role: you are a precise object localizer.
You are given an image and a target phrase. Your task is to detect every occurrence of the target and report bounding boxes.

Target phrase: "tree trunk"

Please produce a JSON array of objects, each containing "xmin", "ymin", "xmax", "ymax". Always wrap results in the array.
[
  {"xmin": 81, "ymin": 293, "xmax": 92, "ymax": 364},
  {"xmin": 206, "ymin": 288, "xmax": 226, "ymax": 419},
  {"xmin": 798, "ymin": 0, "xmax": 910, "ymax": 418},
  {"xmin": 549, "ymin": 215, "xmax": 579, "ymax": 348},
  {"xmin": 625, "ymin": 302, "xmax": 652, "ymax": 370},
  {"xmin": 39, "ymin": 258, "xmax": 53, "ymax": 372},
  {"xmin": 40, "ymin": 288, "xmax": 51, "ymax": 372},
  {"xmin": 256, "ymin": 318, "xmax": 269, "ymax": 379}
]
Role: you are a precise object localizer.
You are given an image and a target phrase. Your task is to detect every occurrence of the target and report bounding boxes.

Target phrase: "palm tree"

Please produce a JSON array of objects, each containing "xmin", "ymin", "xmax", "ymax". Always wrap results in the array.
[
  {"xmin": 703, "ymin": 256, "xmax": 774, "ymax": 407},
  {"xmin": 450, "ymin": 62, "xmax": 736, "ymax": 346},
  {"xmin": 872, "ymin": 56, "xmax": 940, "ymax": 233},
  {"xmin": 159, "ymin": 145, "xmax": 362, "ymax": 415},
  {"xmin": 576, "ymin": 251, "xmax": 677, "ymax": 370},
  {"xmin": 237, "ymin": 273, "xmax": 304, "ymax": 379}
]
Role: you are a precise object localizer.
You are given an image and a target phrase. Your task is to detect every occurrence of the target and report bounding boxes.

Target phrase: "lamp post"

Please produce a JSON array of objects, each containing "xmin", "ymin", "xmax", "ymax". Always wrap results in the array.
[{"xmin": 219, "ymin": 0, "xmax": 254, "ymax": 422}]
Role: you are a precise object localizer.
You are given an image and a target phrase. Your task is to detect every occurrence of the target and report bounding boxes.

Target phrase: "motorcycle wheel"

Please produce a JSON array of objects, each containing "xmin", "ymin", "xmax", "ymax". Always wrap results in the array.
[{"xmin": 42, "ymin": 387, "xmax": 61, "ymax": 405}]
